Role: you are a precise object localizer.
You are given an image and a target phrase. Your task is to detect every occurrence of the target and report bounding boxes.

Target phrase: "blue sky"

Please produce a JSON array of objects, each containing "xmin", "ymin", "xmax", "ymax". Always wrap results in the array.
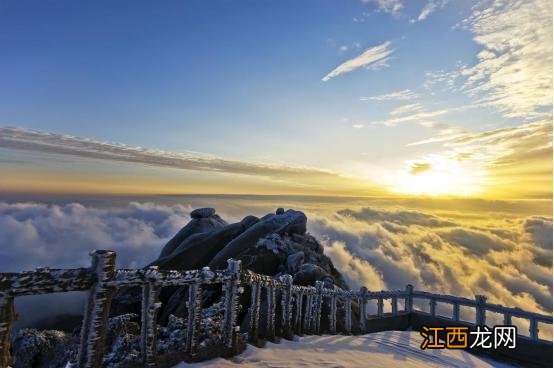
[
  {"xmin": 0, "ymin": 0, "xmax": 551, "ymax": 198},
  {"xmin": 0, "ymin": 1, "xmax": 475, "ymax": 146}
]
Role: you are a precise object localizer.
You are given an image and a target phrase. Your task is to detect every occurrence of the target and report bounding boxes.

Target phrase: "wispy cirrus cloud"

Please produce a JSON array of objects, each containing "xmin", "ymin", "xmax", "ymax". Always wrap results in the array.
[
  {"xmin": 361, "ymin": 0, "xmax": 403, "ymax": 15},
  {"xmin": 416, "ymin": 0, "xmax": 449, "ymax": 21},
  {"xmin": 458, "ymin": 0, "xmax": 552, "ymax": 118},
  {"xmin": 389, "ymin": 103, "xmax": 423, "ymax": 116},
  {"xmin": 361, "ymin": 0, "xmax": 448, "ymax": 20},
  {"xmin": 425, "ymin": 0, "xmax": 552, "ymax": 119},
  {"xmin": 360, "ymin": 89, "xmax": 418, "ymax": 101},
  {"xmin": 322, "ymin": 41, "xmax": 393, "ymax": 81},
  {"xmin": 371, "ymin": 106, "xmax": 463, "ymax": 127},
  {"xmin": 0, "ymin": 127, "xmax": 372, "ymax": 191}
]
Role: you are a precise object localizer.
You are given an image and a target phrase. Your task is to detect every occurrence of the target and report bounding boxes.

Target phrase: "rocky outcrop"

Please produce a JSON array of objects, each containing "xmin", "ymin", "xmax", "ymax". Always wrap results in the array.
[
  {"xmin": 151, "ymin": 215, "xmax": 259, "ymax": 270},
  {"xmin": 207, "ymin": 209, "xmax": 307, "ymax": 269},
  {"xmin": 152, "ymin": 208, "xmax": 345, "ymax": 288},
  {"xmin": 150, "ymin": 208, "xmax": 347, "ymax": 323},
  {"xmin": 12, "ymin": 207, "xmax": 351, "ymax": 368}
]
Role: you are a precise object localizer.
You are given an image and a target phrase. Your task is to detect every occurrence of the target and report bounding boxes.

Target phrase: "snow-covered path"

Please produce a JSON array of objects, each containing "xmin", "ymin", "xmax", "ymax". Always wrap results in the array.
[{"xmin": 176, "ymin": 331, "xmax": 515, "ymax": 368}]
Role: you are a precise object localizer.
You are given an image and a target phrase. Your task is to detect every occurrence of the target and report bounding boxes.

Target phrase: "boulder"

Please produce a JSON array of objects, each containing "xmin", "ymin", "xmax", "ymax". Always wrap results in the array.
[
  {"xmin": 190, "ymin": 207, "xmax": 216, "ymax": 219},
  {"xmin": 239, "ymin": 245, "xmax": 287, "ymax": 276},
  {"xmin": 286, "ymin": 251, "xmax": 304, "ymax": 274},
  {"xmin": 255, "ymin": 233, "xmax": 293, "ymax": 254},
  {"xmin": 292, "ymin": 263, "xmax": 332, "ymax": 286},
  {"xmin": 152, "ymin": 215, "xmax": 259, "ymax": 270},
  {"xmin": 158, "ymin": 208, "xmax": 227, "ymax": 258},
  {"xmin": 208, "ymin": 210, "xmax": 307, "ymax": 269}
]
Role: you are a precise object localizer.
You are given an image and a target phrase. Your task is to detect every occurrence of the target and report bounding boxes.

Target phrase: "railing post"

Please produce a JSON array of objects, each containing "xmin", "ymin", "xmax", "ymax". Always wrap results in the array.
[
  {"xmin": 0, "ymin": 294, "xmax": 15, "ymax": 368},
  {"xmin": 405, "ymin": 285, "xmax": 413, "ymax": 313},
  {"xmin": 222, "ymin": 259, "xmax": 242, "ymax": 351},
  {"xmin": 377, "ymin": 297, "xmax": 384, "ymax": 318},
  {"xmin": 529, "ymin": 319, "xmax": 539, "ymax": 341},
  {"xmin": 503, "ymin": 312, "xmax": 511, "ymax": 325},
  {"xmin": 314, "ymin": 282, "xmax": 324, "ymax": 334},
  {"xmin": 266, "ymin": 285, "xmax": 276, "ymax": 340},
  {"xmin": 280, "ymin": 275, "xmax": 294, "ymax": 339},
  {"xmin": 391, "ymin": 296, "xmax": 398, "ymax": 316},
  {"xmin": 344, "ymin": 297, "xmax": 352, "ymax": 335},
  {"xmin": 453, "ymin": 302, "xmax": 460, "ymax": 322},
  {"xmin": 294, "ymin": 292, "xmax": 303, "ymax": 334},
  {"xmin": 329, "ymin": 294, "xmax": 337, "ymax": 334},
  {"xmin": 248, "ymin": 282, "xmax": 261, "ymax": 344},
  {"xmin": 303, "ymin": 294, "xmax": 313, "ymax": 334},
  {"xmin": 140, "ymin": 274, "xmax": 161, "ymax": 367},
  {"xmin": 78, "ymin": 250, "xmax": 116, "ymax": 368},
  {"xmin": 358, "ymin": 287, "xmax": 367, "ymax": 333},
  {"xmin": 184, "ymin": 282, "xmax": 203, "ymax": 355},
  {"xmin": 475, "ymin": 295, "xmax": 487, "ymax": 326},
  {"xmin": 429, "ymin": 298, "xmax": 436, "ymax": 317}
]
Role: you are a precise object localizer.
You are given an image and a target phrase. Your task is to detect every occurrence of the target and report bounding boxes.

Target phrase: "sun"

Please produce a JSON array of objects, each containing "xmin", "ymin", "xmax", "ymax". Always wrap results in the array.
[
  {"xmin": 393, "ymin": 171, "xmax": 460, "ymax": 196},
  {"xmin": 390, "ymin": 157, "xmax": 483, "ymax": 197}
]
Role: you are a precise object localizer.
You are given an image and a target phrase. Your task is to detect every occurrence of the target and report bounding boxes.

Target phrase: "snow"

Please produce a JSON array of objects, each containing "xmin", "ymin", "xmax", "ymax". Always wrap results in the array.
[{"xmin": 175, "ymin": 331, "xmax": 516, "ymax": 368}]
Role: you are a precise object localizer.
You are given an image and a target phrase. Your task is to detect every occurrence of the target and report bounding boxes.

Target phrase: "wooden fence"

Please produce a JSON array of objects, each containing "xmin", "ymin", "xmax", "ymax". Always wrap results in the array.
[{"xmin": 0, "ymin": 250, "xmax": 552, "ymax": 368}]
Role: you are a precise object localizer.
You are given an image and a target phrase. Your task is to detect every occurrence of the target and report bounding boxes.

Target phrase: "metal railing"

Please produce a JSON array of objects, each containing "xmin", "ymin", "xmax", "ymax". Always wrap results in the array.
[{"xmin": 0, "ymin": 250, "xmax": 552, "ymax": 368}]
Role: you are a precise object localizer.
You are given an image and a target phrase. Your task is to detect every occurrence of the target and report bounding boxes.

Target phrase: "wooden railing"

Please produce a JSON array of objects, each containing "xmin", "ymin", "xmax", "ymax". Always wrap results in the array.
[{"xmin": 0, "ymin": 250, "xmax": 552, "ymax": 368}]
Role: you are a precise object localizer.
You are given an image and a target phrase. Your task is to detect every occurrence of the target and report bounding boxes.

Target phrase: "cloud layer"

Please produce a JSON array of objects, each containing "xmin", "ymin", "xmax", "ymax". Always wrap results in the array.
[
  {"xmin": 309, "ymin": 207, "xmax": 553, "ymax": 317},
  {"xmin": 1, "ymin": 199, "xmax": 550, "ymax": 323},
  {"xmin": 322, "ymin": 42, "xmax": 393, "ymax": 81},
  {"xmin": 0, "ymin": 201, "xmax": 189, "ymax": 271}
]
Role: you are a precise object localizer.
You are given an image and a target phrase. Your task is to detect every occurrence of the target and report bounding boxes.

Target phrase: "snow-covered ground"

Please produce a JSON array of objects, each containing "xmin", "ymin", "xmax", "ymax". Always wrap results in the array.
[{"xmin": 176, "ymin": 331, "xmax": 515, "ymax": 368}]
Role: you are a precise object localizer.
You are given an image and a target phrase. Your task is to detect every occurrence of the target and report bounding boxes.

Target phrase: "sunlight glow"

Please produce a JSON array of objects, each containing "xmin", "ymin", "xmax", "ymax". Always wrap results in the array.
[{"xmin": 391, "ymin": 156, "xmax": 483, "ymax": 196}]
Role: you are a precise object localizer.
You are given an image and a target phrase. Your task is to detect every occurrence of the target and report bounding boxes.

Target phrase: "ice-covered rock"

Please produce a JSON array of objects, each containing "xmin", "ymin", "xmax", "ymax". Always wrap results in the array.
[
  {"xmin": 286, "ymin": 251, "xmax": 304, "ymax": 274},
  {"xmin": 13, "ymin": 207, "xmax": 350, "ymax": 368}
]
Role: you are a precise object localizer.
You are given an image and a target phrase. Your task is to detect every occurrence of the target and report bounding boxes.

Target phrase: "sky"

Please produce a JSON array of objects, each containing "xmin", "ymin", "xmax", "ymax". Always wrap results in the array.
[{"xmin": 0, "ymin": 0, "xmax": 552, "ymax": 199}]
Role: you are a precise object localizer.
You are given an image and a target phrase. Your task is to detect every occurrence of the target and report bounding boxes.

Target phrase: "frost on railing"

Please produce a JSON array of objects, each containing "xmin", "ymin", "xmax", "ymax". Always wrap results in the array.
[{"xmin": 0, "ymin": 250, "xmax": 552, "ymax": 368}]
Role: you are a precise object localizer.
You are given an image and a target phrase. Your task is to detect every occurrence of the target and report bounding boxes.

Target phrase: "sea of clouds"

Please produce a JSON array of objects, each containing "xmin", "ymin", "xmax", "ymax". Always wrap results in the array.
[{"xmin": 0, "ymin": 198, "xmax": 551, "ymax": 329}]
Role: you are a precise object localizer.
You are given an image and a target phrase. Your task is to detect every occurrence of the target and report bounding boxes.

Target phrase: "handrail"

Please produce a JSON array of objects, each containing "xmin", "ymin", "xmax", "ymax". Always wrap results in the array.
[{"xmin": 0, "ymin": 250, "xmax": 552, "ymax": 368}]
